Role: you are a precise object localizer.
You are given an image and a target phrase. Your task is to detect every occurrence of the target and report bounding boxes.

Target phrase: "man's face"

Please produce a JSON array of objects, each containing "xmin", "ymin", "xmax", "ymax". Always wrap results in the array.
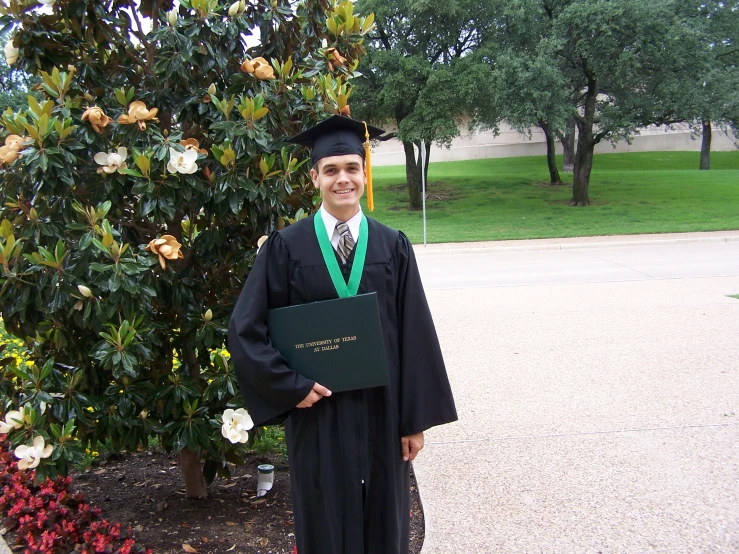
[{"xmin": 310, "ymin": 154, "xmax": 366, "ymax": 217}]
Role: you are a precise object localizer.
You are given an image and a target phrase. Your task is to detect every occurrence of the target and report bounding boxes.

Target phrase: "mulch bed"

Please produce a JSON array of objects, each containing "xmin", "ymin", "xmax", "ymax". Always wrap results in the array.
[{"xmin": 63, "ymin": 451, "xmax": 424, "ymax": 554}]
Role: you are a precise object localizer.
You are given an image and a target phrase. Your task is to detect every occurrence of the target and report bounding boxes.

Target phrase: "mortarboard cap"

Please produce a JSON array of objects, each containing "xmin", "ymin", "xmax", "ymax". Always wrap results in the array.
[
  {"xmin": 287, "ymin": 115, "xmax": 385, "ymax": 166},
  {"xmin": 287, "ymin": 115, "xmax": 385, "ymax": 211}
]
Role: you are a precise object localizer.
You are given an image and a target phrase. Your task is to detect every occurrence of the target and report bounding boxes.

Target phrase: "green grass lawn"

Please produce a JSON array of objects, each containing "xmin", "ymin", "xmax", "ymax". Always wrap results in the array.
[{"xmin": 364, "ymin": 151, "xmax": 739, "ymax": 244}]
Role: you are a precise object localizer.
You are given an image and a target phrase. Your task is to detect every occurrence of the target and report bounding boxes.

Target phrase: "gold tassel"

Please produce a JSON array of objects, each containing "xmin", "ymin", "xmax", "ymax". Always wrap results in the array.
[{"xmin": 363, "ymin": 121, "xmax": 374, "ymax": 212}]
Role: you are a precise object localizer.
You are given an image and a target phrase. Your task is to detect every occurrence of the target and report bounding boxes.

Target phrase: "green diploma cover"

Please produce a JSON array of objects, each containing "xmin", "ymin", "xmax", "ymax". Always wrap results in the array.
[
  {"xmin": 267, "ymin": 293, "xmax": 389, "ymax": 392},
  {"xmin": 266, "ymin": 211, "xmax": 389, "ymax": 392}
]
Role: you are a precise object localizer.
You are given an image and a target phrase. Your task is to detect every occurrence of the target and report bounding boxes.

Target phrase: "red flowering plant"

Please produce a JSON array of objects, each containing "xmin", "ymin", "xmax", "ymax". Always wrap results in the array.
[{"xmin": 0, "ymin": 434, "xmax": 151, "ymax": 554}]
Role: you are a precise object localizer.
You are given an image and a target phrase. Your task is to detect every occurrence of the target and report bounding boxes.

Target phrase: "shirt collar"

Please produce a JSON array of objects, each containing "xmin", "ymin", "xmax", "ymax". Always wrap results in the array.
[{"xmin": 319, "ymin": 204, "xmax": 363, "ymax": 242}]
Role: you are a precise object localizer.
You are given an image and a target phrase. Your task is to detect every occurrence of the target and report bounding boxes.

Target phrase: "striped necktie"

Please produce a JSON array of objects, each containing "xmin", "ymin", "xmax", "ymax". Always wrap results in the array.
[{"xmin": 335, "ymin": 221, "xmax": 355, "ymax": 264}]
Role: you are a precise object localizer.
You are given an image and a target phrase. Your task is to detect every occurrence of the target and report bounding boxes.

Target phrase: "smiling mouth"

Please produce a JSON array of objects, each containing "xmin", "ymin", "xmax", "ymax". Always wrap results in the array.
[{"xmin": 333, "ymin": 189, "xmax": 354, "ymax": 195}]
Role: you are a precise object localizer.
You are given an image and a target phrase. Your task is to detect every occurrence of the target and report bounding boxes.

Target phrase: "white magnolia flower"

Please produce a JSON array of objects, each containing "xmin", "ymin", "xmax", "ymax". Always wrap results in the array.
[
  {"xmin": 0, "ymin": 406, "xmax": 27, "ymax": 434},
  {"xmin": 221, "ymin": 408, "xmax": 254, "ymax": 444},
  {"xmin": 4, "ymin": 39, "xmax": 19, "ymax": 66},
  {"xmin": 167, "ymin": 147, "xmax": 198, "ymax": 174},
  {"xmin": 39, "ymin": 0, "xmax": 56, "ymax": 5},
  {"xmin": 15, "ymin": 436, "xmax": 53, "ymax": 470},
  {"xmin": 78, "ymin": 284, "xmax": 93, "ymax": 298},
  {"xmin": 94, "ymin": 147, "xmax": 128, "ymax": 174}
]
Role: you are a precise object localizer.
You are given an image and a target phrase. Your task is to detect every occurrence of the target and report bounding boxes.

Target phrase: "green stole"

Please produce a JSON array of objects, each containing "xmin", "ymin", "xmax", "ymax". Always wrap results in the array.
[{"xmin": 313, "ymin": 211, "xmax": 368, "ymax": 298}]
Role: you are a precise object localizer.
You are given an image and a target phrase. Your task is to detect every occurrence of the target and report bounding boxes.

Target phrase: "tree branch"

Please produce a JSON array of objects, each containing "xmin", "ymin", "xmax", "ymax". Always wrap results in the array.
[
  {"xmin": 716, "ymin": 48, "xmax": 738, "ymax": 62},
  {"xmin": 581, "ymin": 56, "xmax": 593, "ymax": 80},
  {"xmin": 642, "ymin": 111, "xmax": 682, "ymax": 127},
  {"xmin": 108, "ymin": 216, "xmax": 158, "ymax": 244},
  {"xmin": 430, "ymin": 48, "xmax": 445, "ymax": 64},
  {"xmin": 377, "ymin": 25, "xmax": 393, "ymax": 51},
  {"xmin": 124, "ymin": 49, "xmax": 147, "ymax": 70},
  {"xmin": 454, "ymin": 29, "xmax": 474, "ymax": 58},
  {"xmin": 573, "ymin": 89, "xmax": 589, "ymax": 104},
  {"xmin": 542, "ymin": 0, "xmax": 554, "ymax": 20},
  {"xmin": 127, "ymin": 0, "xmax": 150, "ymax": 51},
  {"xmin": 152, "ymin": 0, "xmax": 161, "ymax": 33}
]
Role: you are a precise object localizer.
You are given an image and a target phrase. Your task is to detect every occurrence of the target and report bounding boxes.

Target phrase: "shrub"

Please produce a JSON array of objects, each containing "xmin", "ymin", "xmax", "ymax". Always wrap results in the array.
[{"xmin": 0, "ymin": 0, "xmax": 374, "ymax": 497}]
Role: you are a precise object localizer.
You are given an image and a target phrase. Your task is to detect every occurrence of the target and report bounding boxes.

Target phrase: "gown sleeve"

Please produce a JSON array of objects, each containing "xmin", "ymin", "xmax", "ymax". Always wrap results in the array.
[
  {"xmin": 396, "ymin": 232, "xmax": 458, "ymax": 437},
  {"xmin": 228, "ymin": 233, "xmax": 315, "ymax": 426}
]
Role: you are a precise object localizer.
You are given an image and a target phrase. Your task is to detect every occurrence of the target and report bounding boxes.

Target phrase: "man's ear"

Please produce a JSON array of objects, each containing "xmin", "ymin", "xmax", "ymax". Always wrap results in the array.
[{"xmin": 310, "ymin": 166, "xmax": 319, "ymax": 185}]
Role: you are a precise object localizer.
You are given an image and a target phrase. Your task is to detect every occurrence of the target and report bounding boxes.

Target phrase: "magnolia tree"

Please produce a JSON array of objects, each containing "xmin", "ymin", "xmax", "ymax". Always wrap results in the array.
[{"xmin": 0, "ymin": 0, "xmax": 374, "ymax": 497}]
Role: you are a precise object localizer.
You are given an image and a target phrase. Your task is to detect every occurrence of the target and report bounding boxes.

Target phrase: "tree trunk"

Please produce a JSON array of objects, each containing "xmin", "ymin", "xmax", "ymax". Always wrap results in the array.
[
  {"xmin": 700, "ymin": 119, "xmax": 711, "ymax": 170},
  {"xmin": 570, "ymin": 82, "xmax": 598, "ymax": 206},
  {"xmin": 571, "ymin": 135, "xmax": 595, "ymax": 206},
  {"xmin": 174, "ymin": 289, "xmax": 207, "ymax": 499},
  {"xmin": 180, "ymin": 446, "xmax": 207, "ymax": 498},
  {"xmin": 403, "ymin": 141, "xmax": 421, "ymax": 210},
  {"xmin": 180, "ymin": 346, "xmax": 206, "ymax": 498},
  {"xmin": 539, "ymin": 120, "xmax": 563, "ymax": 185},
  {"xmin": 402, "ymin": 140, "xmax": 429, "ymax": 211},
  {"xmin": 422, "ymin": 140, "xmax": 430, "ymax": 186},
  {"xmin": 561, "ymin": 116, "xmax": 576, "ymax": 172}
]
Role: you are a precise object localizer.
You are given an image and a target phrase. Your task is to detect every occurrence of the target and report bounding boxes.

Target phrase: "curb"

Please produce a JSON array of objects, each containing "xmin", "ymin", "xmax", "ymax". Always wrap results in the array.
[{"xmin": 413, "ymin": 232, "xmax": 739, "ymax": 255}]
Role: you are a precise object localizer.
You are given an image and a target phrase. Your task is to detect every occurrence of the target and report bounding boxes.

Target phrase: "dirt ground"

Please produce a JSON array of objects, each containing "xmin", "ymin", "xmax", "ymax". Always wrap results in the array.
[{"xmin": 68, "ymin": 450, "xmax": 425, "ymax": 554}]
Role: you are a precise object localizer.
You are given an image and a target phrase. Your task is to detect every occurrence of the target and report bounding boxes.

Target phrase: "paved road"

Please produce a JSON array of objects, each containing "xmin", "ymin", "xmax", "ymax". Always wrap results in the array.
[
  {"xmin": 413, "ymin": 235, "xmax": 739, "ymax": 553},
  {"xmin": 416, "ymin": 238, "xmax": 739, "ymax": 290}
]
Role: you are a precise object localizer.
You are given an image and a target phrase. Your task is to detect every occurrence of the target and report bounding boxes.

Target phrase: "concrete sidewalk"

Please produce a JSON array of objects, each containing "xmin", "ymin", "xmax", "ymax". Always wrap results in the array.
[
  {"xmin": 415, "ymin": 232, "xmax": 739, "ymax": 553},
  {"xmin": 2, "ymin": 231, "xmax": 737, "ymax": 553}
]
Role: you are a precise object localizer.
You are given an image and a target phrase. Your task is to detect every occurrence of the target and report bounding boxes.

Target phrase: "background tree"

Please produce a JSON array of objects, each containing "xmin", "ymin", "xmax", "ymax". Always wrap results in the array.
[
  {"xmin": 477, "ymin": 0, "xmax": 708, "ymax": 205},
  {"xmin": 550, "ymin": 0, "xmax": 710, "ymax": 205},
  {"xmin": 483, "ymin": 55, "xmax": 571, "ymax": 185},
  {"xmin": 677, "ymin": 0, "xmax": 739, "ymax": 170},
  {"xmin": 0, "ymin": 0, "xmax": 373, "ymax": 497},
  {"xmin": 352, "ymin": 0, "xmax": 496, "ymax": 210},
  {"xmin": 472, "ymin": 1, "xmax": 571, "ymax": 186}
]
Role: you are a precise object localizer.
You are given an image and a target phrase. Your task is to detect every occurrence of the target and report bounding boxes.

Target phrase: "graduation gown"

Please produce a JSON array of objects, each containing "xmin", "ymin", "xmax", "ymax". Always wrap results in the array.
[{"xmin": 228, "ymin": 214, "xmax": 457, "ymax": 554}]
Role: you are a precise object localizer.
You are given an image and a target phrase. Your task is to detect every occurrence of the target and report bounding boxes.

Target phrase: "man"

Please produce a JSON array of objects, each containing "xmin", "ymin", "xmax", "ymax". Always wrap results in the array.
[{"xmin": 228, "ymin": 115, "xmax": 457, "ymax": 554}]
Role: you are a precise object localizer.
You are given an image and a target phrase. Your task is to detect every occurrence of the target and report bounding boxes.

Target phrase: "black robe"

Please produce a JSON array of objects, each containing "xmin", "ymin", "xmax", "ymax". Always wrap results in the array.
[{"xmin": 228, "ymin": 214, "xmax": 457, "ymax": 554}]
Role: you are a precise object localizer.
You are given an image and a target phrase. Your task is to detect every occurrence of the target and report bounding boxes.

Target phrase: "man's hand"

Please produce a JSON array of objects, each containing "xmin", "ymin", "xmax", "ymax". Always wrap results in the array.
[
  {"xmin": 296, "ymin": 382, "xmax": 332, "ymax": 408},
  {"xmin": 400, "ymin": 432, "xmax": 424, "ymax": 462}
]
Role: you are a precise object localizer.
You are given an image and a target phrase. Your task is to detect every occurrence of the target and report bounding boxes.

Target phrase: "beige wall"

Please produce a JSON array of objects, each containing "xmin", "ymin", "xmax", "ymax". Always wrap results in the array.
[{"xmin": 371, "ymin": 122, "xmax": 738, "ymax": 166}]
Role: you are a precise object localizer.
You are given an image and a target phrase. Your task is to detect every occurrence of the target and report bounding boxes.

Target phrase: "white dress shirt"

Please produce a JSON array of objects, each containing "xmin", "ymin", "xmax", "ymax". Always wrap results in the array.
[{"xmin": 319, "ymin": 205, "xmax": 362, "ymax": 251}]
